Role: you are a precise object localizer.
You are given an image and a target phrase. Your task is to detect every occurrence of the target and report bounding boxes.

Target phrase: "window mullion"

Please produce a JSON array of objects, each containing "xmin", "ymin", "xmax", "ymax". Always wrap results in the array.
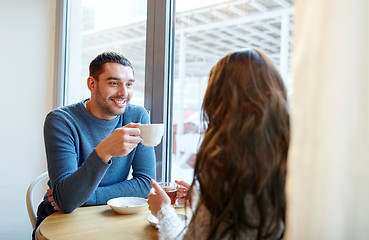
[{"xmin": 145, "ymin": 0, "xmax": 174, "ymax": 182}]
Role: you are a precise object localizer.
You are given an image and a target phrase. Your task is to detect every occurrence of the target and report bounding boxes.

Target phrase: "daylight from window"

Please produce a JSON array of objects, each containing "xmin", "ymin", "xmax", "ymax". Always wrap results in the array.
[
  {"xmin": 66, "ymin": 0, "xmax": 147, "ymax": 106},
  {"xmin": 172, "ymin": 0, "xmax": 294, "ymax": 182},
  {"xmin": 66, "ymin": 0, "xmax": 294, "ymax": 183}
]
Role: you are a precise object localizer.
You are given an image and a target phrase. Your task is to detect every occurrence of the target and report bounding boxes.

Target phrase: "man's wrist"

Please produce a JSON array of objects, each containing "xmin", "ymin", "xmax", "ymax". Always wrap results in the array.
[{"xmin": 95, "ymin": 145, "xmax": 112, "ymax": 163}]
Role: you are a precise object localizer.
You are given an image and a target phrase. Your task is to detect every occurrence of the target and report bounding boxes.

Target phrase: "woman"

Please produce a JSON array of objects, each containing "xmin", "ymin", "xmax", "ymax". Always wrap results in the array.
[{"xmin": 148, "ymin": 48, "xmax": 290, "ymax": 240}]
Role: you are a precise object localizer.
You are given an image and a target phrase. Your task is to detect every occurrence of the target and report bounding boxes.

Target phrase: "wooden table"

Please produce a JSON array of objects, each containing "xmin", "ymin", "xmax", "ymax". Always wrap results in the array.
[{"xmin": 36, "ymin": 205, "xmax": 186, "ymax": 240}]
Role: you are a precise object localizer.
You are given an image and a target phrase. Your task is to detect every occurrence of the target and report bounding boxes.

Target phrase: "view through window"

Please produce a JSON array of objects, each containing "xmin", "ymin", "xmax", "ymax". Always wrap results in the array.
[
  {"xmin": 171, "ymin": 0, "xmax": 294, "ymax": 182},
  {"xmin": 64, "ymin": 0, "xmax": 294, "ymax": 183},
  {"xmin": 66, "ymin": 0, "xmax": 147, "ymax": 107}
]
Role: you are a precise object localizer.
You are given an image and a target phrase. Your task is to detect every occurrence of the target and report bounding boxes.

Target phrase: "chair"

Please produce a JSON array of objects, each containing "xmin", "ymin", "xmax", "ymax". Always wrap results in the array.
[{"xmin": 26, "ymin": 171, "xmax": 49, "ymax": 229}]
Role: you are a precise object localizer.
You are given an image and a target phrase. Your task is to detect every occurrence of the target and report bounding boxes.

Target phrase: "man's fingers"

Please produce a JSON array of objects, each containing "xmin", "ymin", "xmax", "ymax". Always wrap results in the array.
[
  {"xmin": 127, "ymin": 135, "xmax": 142, "ymax": 144},
  {"xmin": 124, "ymin": 122, "xmax": 141, "ymax": 128},
  {"xmin": 130, "ymin": 128, "xmax": 141, "ymax": 137},
  {"xmin": 46, "ymin": 189, "xmax": 53, "ymax": 197},
  {"xmin": 123, "ymin": 128, "xmax": 140, "ymax": 138},
  {"xmin": 51, "ymin": 201, "xmax": 60, "ymax": 210},
  {"xmin": 117, "ymin": 123, "xmax": 141, "ymax": 137},
  {"xmin": 123, "ymin": 122, "xmax": 141, "ymax": 134}
]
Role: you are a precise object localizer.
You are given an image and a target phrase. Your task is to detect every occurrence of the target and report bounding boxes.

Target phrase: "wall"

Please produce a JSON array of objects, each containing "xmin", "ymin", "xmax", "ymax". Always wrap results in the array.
[{"xmin": 0, "ymin": 0, "xmax": 56, "ymax": 239}]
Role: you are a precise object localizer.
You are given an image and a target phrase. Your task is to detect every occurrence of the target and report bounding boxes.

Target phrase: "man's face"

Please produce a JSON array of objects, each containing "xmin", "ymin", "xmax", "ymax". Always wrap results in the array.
[{"xmin": 89, "ymin": 62, "xmax": 134, "ymax": 120}]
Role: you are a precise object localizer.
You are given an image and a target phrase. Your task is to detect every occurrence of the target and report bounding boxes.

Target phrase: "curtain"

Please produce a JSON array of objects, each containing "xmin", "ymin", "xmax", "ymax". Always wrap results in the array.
[{"xmin": 286, "ymin": 0, "xmax": 369, "ymax": 239}]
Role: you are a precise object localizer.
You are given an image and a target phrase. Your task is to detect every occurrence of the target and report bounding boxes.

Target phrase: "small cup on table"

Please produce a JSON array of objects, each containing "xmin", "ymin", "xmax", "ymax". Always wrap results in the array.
[{"xmin": 157, "ymin": 182, "xmax": 178, "ymax": 207}]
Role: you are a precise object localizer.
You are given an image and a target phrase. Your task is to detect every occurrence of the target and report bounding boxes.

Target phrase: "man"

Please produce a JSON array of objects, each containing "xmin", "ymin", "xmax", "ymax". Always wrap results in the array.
[{"xmin": 33, "ymin": 52, "xmax": 156, "ymax": 235}]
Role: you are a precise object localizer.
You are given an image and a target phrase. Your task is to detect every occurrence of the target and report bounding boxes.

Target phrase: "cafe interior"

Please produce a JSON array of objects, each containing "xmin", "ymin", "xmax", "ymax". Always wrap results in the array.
[{"xmin": 1, "ymin": 0, "xmax": 369, "ymax": 239}]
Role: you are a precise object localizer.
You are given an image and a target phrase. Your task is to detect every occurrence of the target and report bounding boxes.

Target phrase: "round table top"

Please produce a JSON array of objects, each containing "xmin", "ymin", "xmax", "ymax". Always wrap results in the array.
[{"xmin": 36, "ymin": 205, "xmax": 186, "ymax": 240}]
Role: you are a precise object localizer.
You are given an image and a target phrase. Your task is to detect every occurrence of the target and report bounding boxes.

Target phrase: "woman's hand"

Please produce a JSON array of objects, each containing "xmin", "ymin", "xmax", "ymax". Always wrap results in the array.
[
  {"xmin": 147, "ymin": 179, "xmax": 171, "ymax": 216},
  {"xmin": 175, "ymin": 180, "xmax": 191, "ymax": 207}
]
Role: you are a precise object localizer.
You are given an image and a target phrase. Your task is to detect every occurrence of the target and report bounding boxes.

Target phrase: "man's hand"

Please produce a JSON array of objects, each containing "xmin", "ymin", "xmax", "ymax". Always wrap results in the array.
[
  {"xmin": 147, "ymin": 179, "xmax": 171, "ymax": 216},
  {"xmin": 47, "ymin": 189, "xmax": 60, "ymax": 211},
  {"xmin": 95, "ymin": 122, "xmax": 142, "ymax": 163},
  {"xmin": 47, "ymin": 189, "xmax": 86, "ymax": 211}
]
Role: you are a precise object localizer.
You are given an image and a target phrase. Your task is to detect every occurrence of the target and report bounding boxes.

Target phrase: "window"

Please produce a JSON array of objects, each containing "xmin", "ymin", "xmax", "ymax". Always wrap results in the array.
[
  {"xmin": 56, "ymin": 0, "xmax": 171, "ymax": 181},
  {"xmin": 56, "ymin": 0, "xmax": 294, "ymax": 182},
  {"xmin": 171, "ymin": 0, "xmax": 294, "ymax": 182},
  {"xmin": 65, "ymin": 0, "xmax": 147, "ymax": 107}
]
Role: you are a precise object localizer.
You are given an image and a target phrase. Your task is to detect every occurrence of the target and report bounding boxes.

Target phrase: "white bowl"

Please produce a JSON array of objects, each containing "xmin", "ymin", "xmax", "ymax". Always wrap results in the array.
[{"xmin": 107, "ymin": 197, "xmax": 147, "ymax": 214}]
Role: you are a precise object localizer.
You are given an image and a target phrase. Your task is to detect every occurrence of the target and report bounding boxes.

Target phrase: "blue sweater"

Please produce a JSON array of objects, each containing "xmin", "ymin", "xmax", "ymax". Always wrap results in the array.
[{"xmin": 39, "ymin": 100, "xmax": 156, "ymax": 215}]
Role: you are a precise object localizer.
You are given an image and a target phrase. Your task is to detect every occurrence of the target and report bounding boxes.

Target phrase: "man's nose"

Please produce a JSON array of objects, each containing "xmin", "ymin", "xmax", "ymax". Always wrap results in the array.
[{"xmin": 118, "ymin": 84, "xmax": 127, "ymax": 96}]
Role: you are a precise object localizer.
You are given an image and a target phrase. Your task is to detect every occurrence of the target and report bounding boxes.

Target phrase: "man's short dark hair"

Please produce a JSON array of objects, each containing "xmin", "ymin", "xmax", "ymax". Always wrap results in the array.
[{"xmin": 89, "ymin": 52, "xmax": 134, "ymax": 80}]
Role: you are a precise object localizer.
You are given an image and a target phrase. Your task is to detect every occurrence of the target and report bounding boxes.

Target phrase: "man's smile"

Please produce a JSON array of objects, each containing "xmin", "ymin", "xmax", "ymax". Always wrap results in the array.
[{"xmin": 111, "ymin": 97, "xmax": 128, "ymax": 107}]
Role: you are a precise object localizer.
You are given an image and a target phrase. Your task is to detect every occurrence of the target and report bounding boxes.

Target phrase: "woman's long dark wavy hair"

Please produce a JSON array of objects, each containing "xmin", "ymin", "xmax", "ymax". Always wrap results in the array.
[{"xmin": 188, "ymin": 48, "xmax": 290, "ymax": 240}]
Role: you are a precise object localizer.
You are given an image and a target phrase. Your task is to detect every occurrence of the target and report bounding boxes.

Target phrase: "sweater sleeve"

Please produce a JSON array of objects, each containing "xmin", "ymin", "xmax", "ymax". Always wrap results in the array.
[
  {"xmin": 157, "ymin": 205, "xmax": 187, "ymax": 240},
  {"xmin": 86, "ymin": 141, "xmax": 156, "ymax": 205},
  {"xmin": 156, "ymin": 183, "xmax": 203, "ymax": 240}
]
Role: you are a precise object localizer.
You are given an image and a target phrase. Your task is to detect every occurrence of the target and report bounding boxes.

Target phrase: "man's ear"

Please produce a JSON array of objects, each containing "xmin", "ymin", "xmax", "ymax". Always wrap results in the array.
[{"xmin": 87, "ymin": 76, "xmax": 96, "ymax": 92}]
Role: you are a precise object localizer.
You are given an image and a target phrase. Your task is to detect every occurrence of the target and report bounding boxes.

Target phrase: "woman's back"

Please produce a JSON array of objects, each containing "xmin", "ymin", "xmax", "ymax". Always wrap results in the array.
[
  {"xmin": 148, "ymin": 48, "xmax": 289, "ymax": 240},
  {"xmin": 184, "ymin": 194, "xmax": 284, "ymax": 240},
  {"xmin": 189, "ymin": 48, "xmax": 289, "ymax": 240}
]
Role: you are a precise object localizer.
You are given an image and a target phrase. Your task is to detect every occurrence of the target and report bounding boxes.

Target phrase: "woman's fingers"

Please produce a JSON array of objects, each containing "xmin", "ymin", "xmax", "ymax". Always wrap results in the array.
[{"xmin": 175, "ymin": 180, "xmax": 190, "ymax": 189}]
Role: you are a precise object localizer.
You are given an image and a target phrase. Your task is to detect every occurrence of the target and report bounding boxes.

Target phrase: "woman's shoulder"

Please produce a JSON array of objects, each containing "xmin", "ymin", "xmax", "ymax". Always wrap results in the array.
[{"xmin": 184, "ymin": 201, "xmax": 211, "ymax": 240}]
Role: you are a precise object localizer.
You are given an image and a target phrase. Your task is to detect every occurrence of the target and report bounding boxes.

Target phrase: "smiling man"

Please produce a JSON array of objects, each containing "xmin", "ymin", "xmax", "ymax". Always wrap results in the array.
[{"xmin": 32, "ymin": 52, "xmax": 156, "ymax": 238}]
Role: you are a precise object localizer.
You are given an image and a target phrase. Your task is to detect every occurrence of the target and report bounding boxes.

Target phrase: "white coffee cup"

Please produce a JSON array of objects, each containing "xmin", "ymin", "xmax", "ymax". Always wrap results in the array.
[{"xmin": 139, "ymin": 124, "xmax": 164, "ymax": 147}]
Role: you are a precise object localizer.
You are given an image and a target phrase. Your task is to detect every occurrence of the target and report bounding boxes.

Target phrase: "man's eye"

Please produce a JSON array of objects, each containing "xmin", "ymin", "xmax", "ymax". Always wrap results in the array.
[
  {"xmin": 110, "ymin": 82, "xmax": 118, "ymax": 86},
  {"xmin": 127, "ymin": 83, "xmax": 133, "ymax": 87}
]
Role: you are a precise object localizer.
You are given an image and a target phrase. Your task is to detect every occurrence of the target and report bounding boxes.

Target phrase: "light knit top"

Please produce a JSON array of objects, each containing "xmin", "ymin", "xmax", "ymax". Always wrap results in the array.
[{"xmin": 156, "ymin": 188, "xmax": 284, "ymax": 240}]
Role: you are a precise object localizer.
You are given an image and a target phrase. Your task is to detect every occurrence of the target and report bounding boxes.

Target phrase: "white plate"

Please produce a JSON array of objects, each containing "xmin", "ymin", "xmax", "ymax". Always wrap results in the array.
[
  {"xmin": 147, "ymin": 214, "xmax": 159, "ymax": 227},
  {"xmin": 147, "ymin": 213, "xmax": 188, "ymax": 228}
]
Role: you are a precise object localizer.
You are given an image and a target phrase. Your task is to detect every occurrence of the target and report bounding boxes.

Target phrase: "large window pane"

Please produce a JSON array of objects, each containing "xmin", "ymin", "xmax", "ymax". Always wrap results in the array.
[
  {"xmin": 66, "ymin": 0, "xmax": 147, "ymax": 107},
  {"xmin": 171, "ymin": 0, "xmax": 294, "ymax": 182}
]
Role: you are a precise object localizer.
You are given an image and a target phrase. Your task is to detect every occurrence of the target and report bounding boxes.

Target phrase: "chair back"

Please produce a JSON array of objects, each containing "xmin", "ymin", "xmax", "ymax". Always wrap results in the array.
[{"xmin": 26, "ymin": 171, "xmax": 49, "ymax": 229}]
